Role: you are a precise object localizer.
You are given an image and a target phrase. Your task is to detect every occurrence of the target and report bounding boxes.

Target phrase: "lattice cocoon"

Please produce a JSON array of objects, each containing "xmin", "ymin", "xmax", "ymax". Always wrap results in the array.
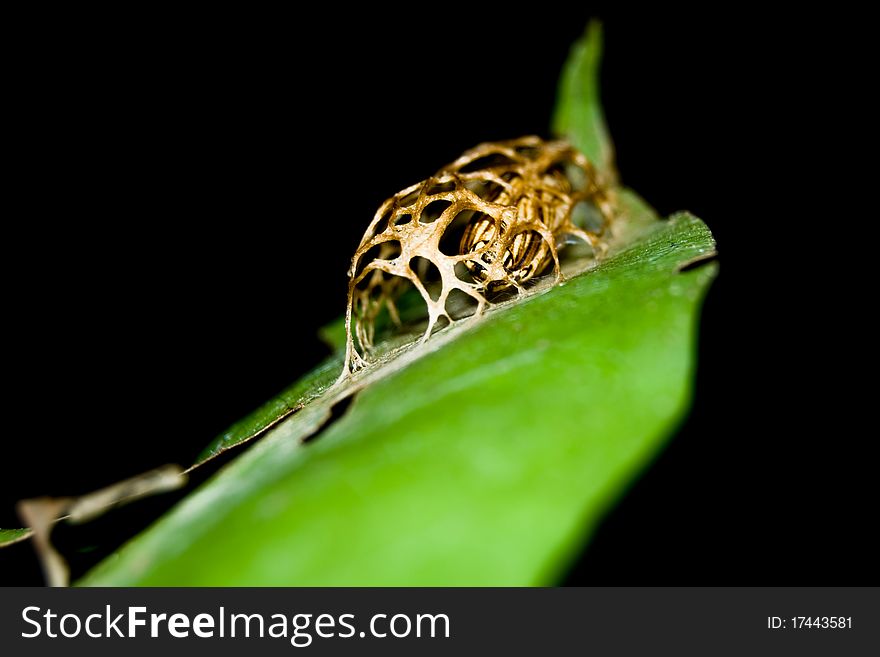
[{"xmin": 342, "ymin": 136, "xmax": 615, "ymax": 373}]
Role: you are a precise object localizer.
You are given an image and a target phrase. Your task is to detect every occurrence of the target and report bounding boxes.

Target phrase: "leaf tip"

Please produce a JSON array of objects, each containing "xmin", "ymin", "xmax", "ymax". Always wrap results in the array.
[{"xmin": 552, "ymin": 19, "xmax": 616, "ymax": 183}]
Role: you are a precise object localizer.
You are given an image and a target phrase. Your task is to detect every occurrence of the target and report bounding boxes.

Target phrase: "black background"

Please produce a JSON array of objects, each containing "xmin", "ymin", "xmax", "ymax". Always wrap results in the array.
[{"xmin": 1, "ymin": 8, "xmax": 871, "ymax": 585}]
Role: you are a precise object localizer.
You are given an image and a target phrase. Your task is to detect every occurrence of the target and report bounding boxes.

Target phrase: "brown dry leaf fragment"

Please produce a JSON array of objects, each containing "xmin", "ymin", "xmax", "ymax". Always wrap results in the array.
[
  {"xmin": 16, "ymin": 464, "xmax": 186, "ymax": 586},
  {"xmin": 17, "ymin": 497, "xmax": 70, "ymax": 587},
  {"xmin": 65, "ymin": 464, "xmax": 185, "ymax": 523}
]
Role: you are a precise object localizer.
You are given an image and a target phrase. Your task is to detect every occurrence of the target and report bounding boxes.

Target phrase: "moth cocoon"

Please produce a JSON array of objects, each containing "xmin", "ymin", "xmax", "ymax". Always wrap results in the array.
[{"xmin": 342, "ymin": 136, "xmax": 615, "ymax": 374}]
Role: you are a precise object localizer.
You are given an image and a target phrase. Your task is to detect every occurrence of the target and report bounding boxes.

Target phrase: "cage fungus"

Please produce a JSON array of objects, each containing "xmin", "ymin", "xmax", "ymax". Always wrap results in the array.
[{"xmin": 342, "ymin": 136, "xmax": 615, "ymax": 374}]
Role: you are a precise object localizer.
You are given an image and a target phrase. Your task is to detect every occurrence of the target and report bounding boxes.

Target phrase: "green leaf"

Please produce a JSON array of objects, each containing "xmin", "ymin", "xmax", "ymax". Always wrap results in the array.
[
  {"xmin": 0, "ymin": 527, "xmax": 32, "ymax": 548},
  {"xmin": 76, "ymin": 22, "xmax": 717, "ymax": 586},
  {"xmin": 553, "ymin": 20, "xmax": 615, "ymax": 180},
  {"xmin": 80, "ymin": 193, "xmax": 715, "ymax": 586}
]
